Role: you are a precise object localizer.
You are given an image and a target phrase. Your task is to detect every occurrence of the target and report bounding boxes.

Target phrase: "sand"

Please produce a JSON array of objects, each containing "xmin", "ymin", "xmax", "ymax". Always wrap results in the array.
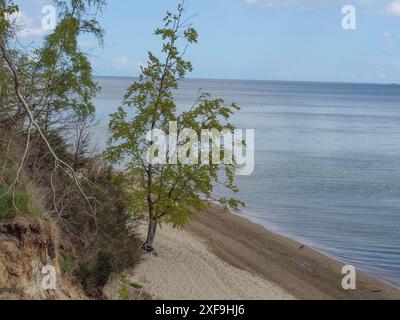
[
  {"xmin": 187, "ymin": 204, "xmax": 400, "ymax": 300},
  {"xmin": 127, "ymin": 204, "xmax": 400, "ymax": 300},
  {"xmin": 127, "ymin": 222, "xmax": 294, "ymax": 300}
]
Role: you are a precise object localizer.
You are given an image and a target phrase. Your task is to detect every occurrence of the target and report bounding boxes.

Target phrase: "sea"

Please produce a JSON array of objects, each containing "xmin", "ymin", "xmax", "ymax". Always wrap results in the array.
[{"xmin": 93, "ymin": 76, "xmax": 400, "ymax": 287}]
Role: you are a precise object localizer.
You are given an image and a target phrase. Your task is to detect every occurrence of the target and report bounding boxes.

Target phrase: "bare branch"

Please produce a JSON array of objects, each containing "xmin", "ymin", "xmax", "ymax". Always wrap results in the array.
[{"xmin": 0, "ymin": 36, "xmax": 95, "ymax": 216}]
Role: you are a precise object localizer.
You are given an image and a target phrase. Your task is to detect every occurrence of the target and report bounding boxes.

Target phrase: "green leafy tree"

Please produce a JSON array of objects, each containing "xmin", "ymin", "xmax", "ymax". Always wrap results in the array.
[
  {"xmin": 1, "ymin": 0, "xmax": 105, "ymax": 131},
  {"xmin": 107, "ymin": 2, "xmax": 243, "ymax": 253},
  {"xmin": 0, "ymin": 0, "xmax": 105, "ymax": 213}
]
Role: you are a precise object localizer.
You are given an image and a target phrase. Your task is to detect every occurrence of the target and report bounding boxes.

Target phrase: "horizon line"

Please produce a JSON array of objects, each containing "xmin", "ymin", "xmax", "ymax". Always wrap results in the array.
[{"xmin": 93, "ymin": 75, "xmax": 400, "ymax": 86}]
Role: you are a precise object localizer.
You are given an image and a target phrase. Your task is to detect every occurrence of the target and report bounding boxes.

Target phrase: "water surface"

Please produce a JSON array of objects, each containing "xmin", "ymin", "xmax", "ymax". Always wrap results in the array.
[{"xmin": 94, "ymin": 77, "xmax": 400, "ymax": 287}]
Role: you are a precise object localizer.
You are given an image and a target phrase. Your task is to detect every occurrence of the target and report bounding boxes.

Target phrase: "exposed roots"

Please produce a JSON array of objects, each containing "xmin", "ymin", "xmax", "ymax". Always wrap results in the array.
[{"xmin": 141, "ymin": 242, "xmax": 158, "ymax": 257}]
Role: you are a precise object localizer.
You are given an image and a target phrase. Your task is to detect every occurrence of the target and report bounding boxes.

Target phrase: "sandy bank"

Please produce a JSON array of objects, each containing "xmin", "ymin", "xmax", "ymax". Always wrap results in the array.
[
  {"xmin": 187, "ymin": 204, "xmax": 400, "ymax": 300},
  {"xmin": 127, "ymin": 222, "xmax": 294, "ymax": 300},
  {"xmin": 126, "ymin": 204, "xmax": 400, "ymax": 300}
]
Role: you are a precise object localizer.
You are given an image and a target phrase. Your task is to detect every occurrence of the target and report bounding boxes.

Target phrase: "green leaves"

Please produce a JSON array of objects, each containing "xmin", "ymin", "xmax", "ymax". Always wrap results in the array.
[
  {"xmin": 0, "ymin": 4, "xmax": 18, "ymax": 34},
  {"xmin": 107, "ymin": 2, "xmax": 243, "ymax": 231},
  {"xmin": 184, "ymin": 27, "xmax": 198, "ymax": 44}
]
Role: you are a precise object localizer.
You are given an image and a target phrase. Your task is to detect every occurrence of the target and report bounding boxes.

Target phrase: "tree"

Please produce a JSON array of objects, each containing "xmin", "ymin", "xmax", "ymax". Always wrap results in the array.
[
  {"xmin": 0, "ymin": 0, "xmax": 105, "ymax": 217},
  {"xmin": 67, "ymin": 113, "xmax": 99, "ymax": 170},
  {"xmin": 4, "ymin": 0, "xmax": 104, "ymax": 130},
  {"xmin": 106, "ymin": 1, "xmax": 243, "ymax": 254},
  {"xmin": 0, "ymin": 1, "xmax": 143, "ymax": 297}
]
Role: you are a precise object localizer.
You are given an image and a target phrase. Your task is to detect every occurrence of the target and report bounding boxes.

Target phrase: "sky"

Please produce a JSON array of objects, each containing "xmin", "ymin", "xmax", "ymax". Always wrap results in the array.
[{"xmin": 11, "ymin": 0, "xmax": 400, "ymax": 83}]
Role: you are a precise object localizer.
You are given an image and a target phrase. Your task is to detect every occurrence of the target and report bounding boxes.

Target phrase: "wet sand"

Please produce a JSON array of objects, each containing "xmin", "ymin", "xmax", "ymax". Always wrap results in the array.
[{"xmin": 186, "ymin": 203, "xmax": 400, "ymax": 300}]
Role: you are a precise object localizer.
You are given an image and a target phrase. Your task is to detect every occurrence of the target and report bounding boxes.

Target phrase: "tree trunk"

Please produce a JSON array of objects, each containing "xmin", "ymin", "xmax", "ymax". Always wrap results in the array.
[{"xmin": 142, "ymin": 220, "xmax": 158, "ymax": 255}]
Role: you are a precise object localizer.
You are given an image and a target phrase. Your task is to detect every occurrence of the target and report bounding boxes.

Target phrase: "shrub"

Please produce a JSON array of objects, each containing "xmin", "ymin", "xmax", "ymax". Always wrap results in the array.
[
  {"xmin": 76, "ymin": 235, "xmax": 141, "ymax": 297},
  {"xmin": 60, "ymin": 250, "xmax": 76, "ymax": 274},
  {"xmin": 0, "ymin": 187, "xmax": 41, "ymax": 220},
  {"xmin": 118, "ymin": 284, "xmax": 130, "ymax": 300},
  {"xmin": 129, "ymin": 282, "xmax": 143, "ymax": 289},
  {"xmin": 1, "ymin": 128, "xmax": 141, "ymax": 298},
  {"xmin": 72, "ymin": 164, "xmax": 142, "ymax": 297}
]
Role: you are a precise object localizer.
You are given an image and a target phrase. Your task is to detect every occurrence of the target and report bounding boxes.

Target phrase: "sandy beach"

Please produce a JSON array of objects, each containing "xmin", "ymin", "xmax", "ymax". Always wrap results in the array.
[
  {"xmin": 127, "ymin": 222, "xmax": 294, "ymax": 300},
  {"xmin": 127, "ymin": 204, "xmax": 400, "ymax": 300}
]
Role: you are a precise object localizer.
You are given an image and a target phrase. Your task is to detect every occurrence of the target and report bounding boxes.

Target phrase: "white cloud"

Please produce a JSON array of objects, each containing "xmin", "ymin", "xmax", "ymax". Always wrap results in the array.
[
  {"xmin": 114, "ymin": 56, "xmax": 143, "ymax": 71},
  {"xmin": 18, "ymin": 28, "xmax": 48, "ymax": 39},
  {"xmin": 78, "ymin": 39, "xmax": 98, "ymax": 48},
  {"xmin": 7, "ymin": 10, "xmax": 48, "ymax": 39},
  {"xmin": 385, "ymin": 1, "xmax": 400, "ymax": 16},
  {"xmin": 383, "ymin": 31, "xmax": 393, "ymax": 38}
]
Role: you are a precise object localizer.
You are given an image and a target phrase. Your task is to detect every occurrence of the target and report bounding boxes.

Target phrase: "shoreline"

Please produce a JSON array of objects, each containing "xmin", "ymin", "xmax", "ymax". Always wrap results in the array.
[
  {"xmin": 186, "ymin": 203, "xmax": 400, "ymax": 300},
  {"xmin": 124, "ymin": 203, "xmax": 400, "ymax": 300},
  {"xmin": 229, "ymin": 208, "xmax": 399, "ymax": 290}
]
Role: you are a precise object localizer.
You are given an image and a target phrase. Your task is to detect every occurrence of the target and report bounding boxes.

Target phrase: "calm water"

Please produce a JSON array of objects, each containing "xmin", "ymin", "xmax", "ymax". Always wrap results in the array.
[{"xmin": 93, "ymin": 77, "xmax": 400, "ymax": 287}]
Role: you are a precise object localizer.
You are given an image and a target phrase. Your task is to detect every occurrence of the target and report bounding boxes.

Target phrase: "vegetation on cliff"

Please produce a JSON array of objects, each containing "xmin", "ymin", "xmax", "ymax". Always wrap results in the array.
[
  {"xmin": 0, "ymin": 0, "xmax": 140, "ymax": 298},
  {"xmin": 0, "ymin": 0, "xmax": 241, "ymax": 298}
]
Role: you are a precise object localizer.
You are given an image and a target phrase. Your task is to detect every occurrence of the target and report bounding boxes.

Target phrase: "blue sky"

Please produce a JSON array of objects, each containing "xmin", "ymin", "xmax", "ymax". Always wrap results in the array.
[{"xmin": 12, "ymin": 0, "xmax": 400, "ymax": 83}]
